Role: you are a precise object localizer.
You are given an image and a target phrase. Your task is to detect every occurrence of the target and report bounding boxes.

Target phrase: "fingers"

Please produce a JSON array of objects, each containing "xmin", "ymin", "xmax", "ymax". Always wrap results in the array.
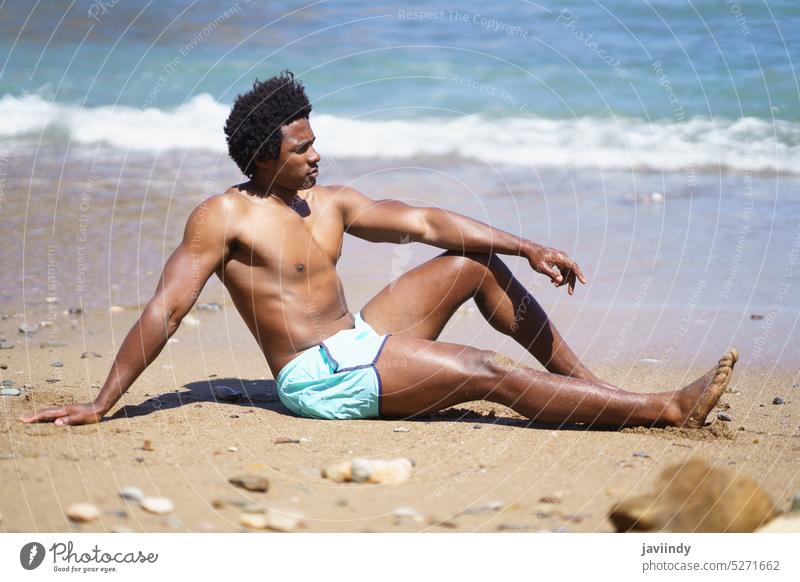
[{"xmin": 19, "ymin": 406, "xmax": 68, "ymax": 424}]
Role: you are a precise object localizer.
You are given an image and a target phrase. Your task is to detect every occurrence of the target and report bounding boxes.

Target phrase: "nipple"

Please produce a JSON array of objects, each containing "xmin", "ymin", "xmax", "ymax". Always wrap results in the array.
[{"xmin": 295, "ymin": 263, "xmax": 305, "ymax": 272}]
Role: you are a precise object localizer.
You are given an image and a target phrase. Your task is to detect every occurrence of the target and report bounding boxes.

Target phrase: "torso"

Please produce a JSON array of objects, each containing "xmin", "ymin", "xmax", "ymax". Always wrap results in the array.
[{"xmin": 217, "ymin": 184, "xmax": 355, "ymax": 377}]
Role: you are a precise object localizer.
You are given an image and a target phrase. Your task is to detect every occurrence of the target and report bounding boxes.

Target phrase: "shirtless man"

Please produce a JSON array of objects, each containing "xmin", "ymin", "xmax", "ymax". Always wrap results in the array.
[{"xmin": 21, "ymin": 72, "xmax": 737, "ymax": 427}]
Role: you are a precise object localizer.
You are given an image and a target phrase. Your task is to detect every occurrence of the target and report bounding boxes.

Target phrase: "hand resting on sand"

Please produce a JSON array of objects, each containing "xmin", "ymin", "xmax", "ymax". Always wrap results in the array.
[{"xmin": 20, "ymin": 401, "xmax": 107, "ymax": 426}]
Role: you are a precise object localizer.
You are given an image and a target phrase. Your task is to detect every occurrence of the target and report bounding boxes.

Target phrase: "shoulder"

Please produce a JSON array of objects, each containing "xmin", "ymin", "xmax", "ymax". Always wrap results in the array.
[
  {"xmin": 315, "ymin": 184, "xmax": 374, "ymax": 208},
  {"xmin": 182, "ymin": 192, "xmax": 241, "ymax": 243}
]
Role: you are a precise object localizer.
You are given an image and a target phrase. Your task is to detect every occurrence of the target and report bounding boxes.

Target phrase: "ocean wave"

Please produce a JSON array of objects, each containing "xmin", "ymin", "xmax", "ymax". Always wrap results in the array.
[{"xmin": 1, "ymin": 93, "xmax": 797, "ymax": 174}]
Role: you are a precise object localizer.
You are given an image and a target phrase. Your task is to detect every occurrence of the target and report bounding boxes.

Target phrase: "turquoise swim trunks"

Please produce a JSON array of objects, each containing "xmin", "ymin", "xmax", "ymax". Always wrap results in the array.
[{"xmin": 275, "ymin": 312, "xmax": 391, "ymax": 420}]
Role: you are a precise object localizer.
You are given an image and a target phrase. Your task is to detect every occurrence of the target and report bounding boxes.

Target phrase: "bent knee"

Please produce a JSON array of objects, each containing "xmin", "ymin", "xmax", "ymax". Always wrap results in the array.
[{"xmin": 438, "ymin": 251, "xmax": 507, "ymax": 276}]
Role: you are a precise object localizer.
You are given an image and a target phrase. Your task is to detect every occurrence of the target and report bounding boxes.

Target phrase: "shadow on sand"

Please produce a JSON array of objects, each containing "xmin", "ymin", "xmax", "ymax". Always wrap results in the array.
[
  {"xmin": 107, "ymin": 377, "xmax": 288, "ymax": 420},
  {"xmin": 106, "ymin": 377, "xmax": 610, "ymax": 431}
]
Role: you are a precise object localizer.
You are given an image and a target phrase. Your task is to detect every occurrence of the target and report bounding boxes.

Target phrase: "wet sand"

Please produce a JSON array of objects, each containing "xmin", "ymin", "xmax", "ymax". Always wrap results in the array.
[{"xmin": 1, "ymin": 304, "xmax": 798, "ymax": 533}]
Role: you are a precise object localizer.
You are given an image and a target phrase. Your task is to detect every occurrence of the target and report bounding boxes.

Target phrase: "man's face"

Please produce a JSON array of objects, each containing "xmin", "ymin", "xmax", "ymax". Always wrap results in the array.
[{"xmin": 265, "ymin": 117, "xmax": 320, "ymax": 191}]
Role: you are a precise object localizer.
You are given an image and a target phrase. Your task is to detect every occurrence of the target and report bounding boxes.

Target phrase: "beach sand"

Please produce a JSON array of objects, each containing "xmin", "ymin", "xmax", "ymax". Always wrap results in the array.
[{"xmin": 1, "ymin": 303, "xmax": 798, "ymax": 533}]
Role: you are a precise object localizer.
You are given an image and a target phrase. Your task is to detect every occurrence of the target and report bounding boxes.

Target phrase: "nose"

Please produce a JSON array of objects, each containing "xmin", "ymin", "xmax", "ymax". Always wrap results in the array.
[{"xmin": 308, "ymin": 146, "xmax": 320, "ymax": 165}]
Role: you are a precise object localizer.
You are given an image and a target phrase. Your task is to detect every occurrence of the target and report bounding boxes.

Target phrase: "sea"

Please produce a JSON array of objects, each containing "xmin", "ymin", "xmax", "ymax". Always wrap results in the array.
[{"xmin": 1, "ymin": 0, "xmax": 798, "ymax": 366}]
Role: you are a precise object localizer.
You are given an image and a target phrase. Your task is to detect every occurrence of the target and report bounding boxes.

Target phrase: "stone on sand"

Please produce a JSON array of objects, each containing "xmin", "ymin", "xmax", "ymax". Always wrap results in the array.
[
  {"xmin": 67, "ymin": 503, "xmax": 99, "ymax": 523},
  {"xmin": 213, "ymin": 385, "xmax": 243, "ymax": 402},
  {"xmin": 609, "ymin": 458, "xmax": 775, "ymax": 532},
  {"xmin": 756, "ymin": 514, "xmax": 800, "ymax": 532},
  {"xmin": 140, "ymin": 496, "xmax": 174, "ymax": 514},
  {"xmin": 119, "ymin": 486, "xmax": 144, "ymax": 503},
  {"xmin": 239, "ymin": 509, "xmax": 303, "ymax": 532},
  {"xmin": 323, "ymin": 458, "xmax": 413, "ymax": 484},
  {"xmin": 229, "ymin": 474, "xmax": 270, "ymax": 492}
]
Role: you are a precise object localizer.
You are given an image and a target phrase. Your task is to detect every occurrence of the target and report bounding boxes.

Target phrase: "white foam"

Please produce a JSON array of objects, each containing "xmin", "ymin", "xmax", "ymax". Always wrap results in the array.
[{"xmin": 1, "ymin": 92, "xmax": 797, "ymax": 174}]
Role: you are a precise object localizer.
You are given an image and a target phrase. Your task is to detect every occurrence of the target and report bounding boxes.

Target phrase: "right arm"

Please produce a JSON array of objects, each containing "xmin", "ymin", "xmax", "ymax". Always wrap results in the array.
[{"xmin": 20, "ymin": 195, "xmax": 235, "ymax": 425}]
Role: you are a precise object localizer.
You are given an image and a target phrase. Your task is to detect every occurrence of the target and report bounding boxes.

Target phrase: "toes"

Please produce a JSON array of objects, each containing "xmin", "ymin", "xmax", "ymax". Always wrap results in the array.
[{"xmin": 730, "ymin": 348, "xmax": 739, "ymax": 364}]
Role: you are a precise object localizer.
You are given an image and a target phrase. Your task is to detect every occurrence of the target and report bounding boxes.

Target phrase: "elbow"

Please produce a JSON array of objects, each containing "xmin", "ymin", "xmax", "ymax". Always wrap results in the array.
[
  {"xmin": 143, "ymin": 301, "xmax": 183, "ymax": 335},
  {"xmin": 418, "ymin": 208, "xmax": 439, "ymax": 242}
]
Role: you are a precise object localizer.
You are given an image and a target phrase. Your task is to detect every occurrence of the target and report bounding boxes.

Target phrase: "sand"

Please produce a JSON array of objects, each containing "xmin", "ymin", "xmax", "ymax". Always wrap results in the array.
[{"xmin": 1, "ymin": 305, "xmax": 799, "ymax": 533}]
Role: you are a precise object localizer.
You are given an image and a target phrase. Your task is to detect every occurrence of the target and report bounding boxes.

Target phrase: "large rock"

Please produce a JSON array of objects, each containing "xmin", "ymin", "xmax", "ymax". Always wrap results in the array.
[{"xmin": 609, "ymin": 457, "xmax": 775, "ymax": 532}]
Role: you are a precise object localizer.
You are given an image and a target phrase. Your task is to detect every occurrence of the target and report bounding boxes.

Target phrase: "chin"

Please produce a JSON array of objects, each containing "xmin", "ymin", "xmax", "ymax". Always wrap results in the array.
[{"xmin": 301, "ymin": 176, "xmax": 317, "ymax": 189}]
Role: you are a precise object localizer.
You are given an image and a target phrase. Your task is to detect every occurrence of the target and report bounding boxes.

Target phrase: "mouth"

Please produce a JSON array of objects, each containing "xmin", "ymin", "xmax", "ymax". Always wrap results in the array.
[{"xmin": 307, "ymin": 168, "xmax": 319, "ymax": 177}]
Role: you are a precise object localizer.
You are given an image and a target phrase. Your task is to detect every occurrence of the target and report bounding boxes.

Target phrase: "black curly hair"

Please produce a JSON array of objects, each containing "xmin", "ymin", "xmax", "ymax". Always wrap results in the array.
[{"xmin": 224, "ymin": 71, "xmax": 312, "ymax": 177}]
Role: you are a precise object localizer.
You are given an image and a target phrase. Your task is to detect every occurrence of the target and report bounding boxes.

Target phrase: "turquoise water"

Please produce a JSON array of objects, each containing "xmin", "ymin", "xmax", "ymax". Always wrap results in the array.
[{"xmin": 0, "ymin": 1, "xmax": 798, "ymax": 172}]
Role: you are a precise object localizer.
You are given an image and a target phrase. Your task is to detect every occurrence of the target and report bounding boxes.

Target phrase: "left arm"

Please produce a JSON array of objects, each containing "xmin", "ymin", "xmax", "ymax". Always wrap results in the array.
[{"xmin": 337, "ymin": 186, "xmax": 586, "ymax": 294}]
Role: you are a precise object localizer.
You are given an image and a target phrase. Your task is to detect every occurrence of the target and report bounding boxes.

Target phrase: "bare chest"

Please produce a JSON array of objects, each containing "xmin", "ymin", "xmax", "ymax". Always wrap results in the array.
[{"xmin": 229, "ymin": 200, "xmax": 344, "ymax": 278}]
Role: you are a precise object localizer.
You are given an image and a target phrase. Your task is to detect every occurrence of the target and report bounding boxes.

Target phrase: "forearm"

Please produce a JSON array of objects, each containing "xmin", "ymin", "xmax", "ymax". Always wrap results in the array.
[
  {"xmin": 93, "ymin": 305, "xmax": 176, "ymax": 413},
  {"xmin": 421, "ymin": 208, "xmax": 537, "ymax": 256}
]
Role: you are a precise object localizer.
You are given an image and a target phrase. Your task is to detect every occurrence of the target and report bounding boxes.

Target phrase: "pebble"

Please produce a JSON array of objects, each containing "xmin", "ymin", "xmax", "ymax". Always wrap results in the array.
[
  {"xmin": 393, "ymin": 507, "xmax": 424, "ymax": 522},
  {"xmin": 791, "ymin": 493, "xmax": 800, "ymax": 513},
  {"xmin": 750, "ymin": 314, "xmax": 764, "ymax": 320},
  {"xmin": 716, "ymin": 411, "xmax": 732, "ymax": 422},
  {"xmin": 227, "ymin": 446, "xmax": 238, "ymax": 452},
  {"xmin": 323, "ymin": 458, "xmax": 414, "ymax": 484},
  {"xmin": 109, "ymin": 306, "xmax": 124, "ymax": 313},
  {"xmin": 0, "ymin": 340, "xmax": 14, "ymax": 349},
  {"xmin": 140, "ymin": 497, "xmax": 174, "ymax": 514},
  {"xmin": 392, "ymin": 427, "xmax": 410, "ymax": 433},
  {"xmin": 66, "ymin": 502, "xmax": 99, "ymax": 523},
  {"xmin": 0, "ymin": 388, "xmax": 21, "ymax": 396},
  {"xmin": 182, "ymin": 314, "xmax": 200, "ymax": 326},
  {"xmin": 110, "ymin": 525, "xmax": 134, "ymax": 533},
  {"xmin": 229, "ymin": 474, "xmax": 270, "ymax": 493},
  {"xmin": 40, "ymin": 340, "xmax": 67, "ymax": 348},
  {"xmin": 641, "ymin": 358, "xmax": 660, "ymax": 364},
  {"xmin": 772, "ymin": 397, "xmax": 785, "ymax": 405},
  {"xmin": 273, "ymin": 437, "xmax": 304, "ymax": 444},
  {"xmin": 197, "ymin": 303, "xmax": 222, "ymax": 312},
  {"xmin": 142, "ymin": 440, "xmax": 155, "ymax": 452},
  {"xmin": 45, "ymin": 296, "xmax": 58, "ymax": 304},
  {"xmin": 241, "ymin": 503, "xmax": 267, "ymax": 514},
  {"xmin": 119, "ymin": 486, "xmax": 144, "ymax": 503},
  {"xmin": 756, "ymin": 514, "xmax": 800, "ymax": 533},
  {"xmin": 633, "ymin": 451, "xmax": 650, "ymax": 458},
  {"xmin": 51, "ymin": 360, "xmax": 64, "ymax": 368},
  {"xmin": 213, "ymin": 385, "xmax": 243, "ymax": 402},
  {"xmin": 351, "ymin": 458, "xmax": 413, "ymax": 484},
  {"xmin": 81, "ymin": 351, "xmax": 102, "ymax": 359},
  {"xmin": 67, "ymin": 307, "xmax": 82, "ymax": 314},
  {"xmin": 1, "ymin": 379, "xmax": 15, "ymax": 386},
  {"xmin": 264, "ymin": 509, "xmax": 303, "ymax": 532},
  {"xmin": 239, "ymin": 513, "xmax": 269, "ymax": 529},
  {"xmin": 462, "ymin": 500, "xmax": 504, "ymax": 515},
  {"xmin": 497, "ymin": 523, "xmax": 533, "ymax": 532},
  {"xmin": 19, "ymin": 323, "xmax": 40, "ymax": 334}
]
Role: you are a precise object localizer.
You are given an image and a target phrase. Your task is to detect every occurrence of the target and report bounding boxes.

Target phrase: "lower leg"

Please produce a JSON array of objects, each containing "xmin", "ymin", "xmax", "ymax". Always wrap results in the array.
[
  {"xmin": 483, "ymin": 349, "xmax": 738, "ymax": 428},
  {"xmin": 469, "ymin": 254, "xmax": 607, "ymax": 386}
]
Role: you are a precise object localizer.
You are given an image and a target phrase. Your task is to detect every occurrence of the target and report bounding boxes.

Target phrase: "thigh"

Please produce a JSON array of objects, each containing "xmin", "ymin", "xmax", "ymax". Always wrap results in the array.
[
  {"xmin": 375, "ymin": 334, "xmax": 501, "ymax": 417},
  {"xmin": 361, "ymin": 251, "xmax": 486, "ymax": 340}
]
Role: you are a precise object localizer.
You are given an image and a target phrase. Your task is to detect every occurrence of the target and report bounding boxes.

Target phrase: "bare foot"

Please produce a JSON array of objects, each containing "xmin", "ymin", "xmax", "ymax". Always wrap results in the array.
[{"xmin": 675, "ymin": 349, "xmax": 739, "ymax": 428}]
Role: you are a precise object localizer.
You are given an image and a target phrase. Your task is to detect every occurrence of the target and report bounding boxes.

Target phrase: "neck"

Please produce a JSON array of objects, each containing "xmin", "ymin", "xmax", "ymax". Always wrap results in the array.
[{"xmin": 248, "ymin": 176, "xmax": 297, "ymax": 204}]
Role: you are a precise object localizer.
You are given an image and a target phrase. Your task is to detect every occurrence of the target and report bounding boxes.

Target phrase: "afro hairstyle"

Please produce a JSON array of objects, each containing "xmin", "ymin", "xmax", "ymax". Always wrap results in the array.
[{"xmin": 224, "ymin": 71, "xmax": 312, "ymax": 177}]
